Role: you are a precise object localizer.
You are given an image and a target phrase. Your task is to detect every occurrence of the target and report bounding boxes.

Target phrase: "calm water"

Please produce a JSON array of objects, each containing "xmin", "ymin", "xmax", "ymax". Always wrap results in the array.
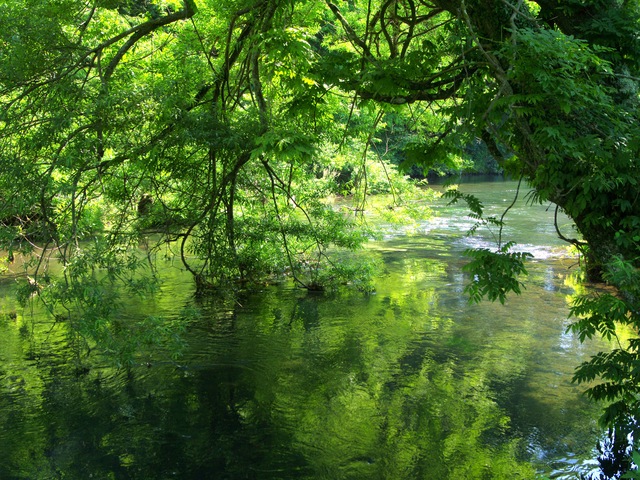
[{"xmin": 0, "ymin": 179, "xmax": 613, "ymax": 479}]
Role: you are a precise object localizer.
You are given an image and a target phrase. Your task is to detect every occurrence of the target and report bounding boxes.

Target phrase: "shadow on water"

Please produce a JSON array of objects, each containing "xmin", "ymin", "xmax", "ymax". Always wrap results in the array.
[{"xmin": 0, "ymin": 178, "xmax": 629, "ymax": 479}]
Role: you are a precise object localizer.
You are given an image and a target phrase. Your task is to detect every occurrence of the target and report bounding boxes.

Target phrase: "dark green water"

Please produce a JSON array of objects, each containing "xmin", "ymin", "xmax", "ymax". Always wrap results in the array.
[{"xmin": 0, "ymin": 179, "xmax": 613, "ymax": 479}]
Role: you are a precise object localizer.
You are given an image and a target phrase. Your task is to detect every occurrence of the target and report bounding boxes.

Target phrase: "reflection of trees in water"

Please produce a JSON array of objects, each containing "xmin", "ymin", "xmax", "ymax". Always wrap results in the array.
[{"xmin": 0, "ymin": 245, "xmax": 615, "ymax": 478}]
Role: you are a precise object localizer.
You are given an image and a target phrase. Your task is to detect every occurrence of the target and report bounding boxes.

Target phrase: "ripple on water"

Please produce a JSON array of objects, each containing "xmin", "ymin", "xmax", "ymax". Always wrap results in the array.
[
  {"xmin": 0, "ymin": 180, "xmax": 617, "ymax": 479},
  {"xmin": 546, "ymin": 455, "xmax": 601, "ymax": 479}
]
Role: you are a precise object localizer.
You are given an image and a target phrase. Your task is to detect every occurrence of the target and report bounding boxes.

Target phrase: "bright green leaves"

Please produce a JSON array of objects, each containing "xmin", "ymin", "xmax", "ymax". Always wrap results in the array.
[
  {"xmin": 0, "ymin": 0, "xmax": 81, "ymax": 85},
  {"xmin": 504, "ymin": 28, "xmax": 617, "ymax": 160},
  {"xmin": 572, "ymin": 346, "xmax": 640, "ymax": 429},
  {"xmin": 570, "ymin": 257, "xmax": 640, "ymax": 341},
  {"xmin": 489, "ymin": 23, "xmax": 640, "ymax": 287},
  {"xmin": 443, "ymin": 188, "xmax": 533, "ymax": 304},
  {"xmin": 253, "ymin": 129, "xmax": 317, "ymax": 161},
  {"xmin": 569, "ymin": 294, "xmax": 633, "ymax": 342},
  {"xmin": 463, "ymin": 243, "xmax": 532, "ymax": 304},
  {"xmin": 261, "ymin": 26, "xmax": 317, "ymax": 84},
  {"xmin": 443, "ymin": 188, "xmax": 504, "ymax": 237},
  {"xmin": 568, "ymin": 255, "xmax": 640, "ymax": 428},
  {"xmin": 401, "ymin": 138, "xmax": 468, "ymax": 176},
  {"xmin": 507, "ymin": 28, "xmax": 614, "ymax": 98},
  {"xmin": 443, "ymin": 189, "xmax": 484, "ymax": 217}
]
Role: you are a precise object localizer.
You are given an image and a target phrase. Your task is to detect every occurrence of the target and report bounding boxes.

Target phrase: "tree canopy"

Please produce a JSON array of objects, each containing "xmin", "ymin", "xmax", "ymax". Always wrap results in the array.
[{"xmin": 1, "ymin": 0, "xmax": 640, "ymax": 439}]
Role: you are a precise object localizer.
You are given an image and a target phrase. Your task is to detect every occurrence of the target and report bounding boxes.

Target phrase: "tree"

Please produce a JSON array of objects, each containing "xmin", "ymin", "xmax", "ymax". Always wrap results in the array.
[
  {"xmin": 0, "ymin": 0, "xmax": 389, "ymax": 294},
  {"xmin": 0, "ymin": 0, "xmax": 372, "ymax": 364}
]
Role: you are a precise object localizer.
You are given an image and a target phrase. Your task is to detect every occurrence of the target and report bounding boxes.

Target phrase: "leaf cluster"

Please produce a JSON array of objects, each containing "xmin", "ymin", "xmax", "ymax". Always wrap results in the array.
[
  {"xmin": 462, "ymin": 242, "xmax": 532, "ymax": 304},
  {"xmin": 568, "ymin": 256, "xmax": 640, "ymax": 430}
]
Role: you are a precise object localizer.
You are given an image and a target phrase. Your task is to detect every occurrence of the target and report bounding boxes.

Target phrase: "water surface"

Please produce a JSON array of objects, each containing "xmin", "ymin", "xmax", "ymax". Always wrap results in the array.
[{"xmin": 0, "ymin": 179, "xmax": 611, "ymax": 479}]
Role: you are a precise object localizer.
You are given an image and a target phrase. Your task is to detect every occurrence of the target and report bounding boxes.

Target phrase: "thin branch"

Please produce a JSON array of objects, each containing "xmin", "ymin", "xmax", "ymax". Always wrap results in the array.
[
  {"xmin": 497, "ymin": 173, "xmax": 523, "ymax": 248},
  {"xmin": 326, "ymin": 1, "xmax": 374, "ymax": 58},
  {"xmin": 262, "ymin": 159, "xmax": 308, "ymax": 289},
  {"xmin": 554, "ymin": 204, "xmax": 587, "ymax": 248}
]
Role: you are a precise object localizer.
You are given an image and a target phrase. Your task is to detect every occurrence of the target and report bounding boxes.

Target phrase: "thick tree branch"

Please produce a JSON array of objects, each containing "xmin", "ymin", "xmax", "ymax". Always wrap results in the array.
[
  {"xmin": 102, "ymin": 1, "xmax": 197, "ymax": 81},
  {"xmin": 90, "ymin": 0, "xmax": 197, "ymax": 58},
  {"xmin": 342, "ymin": 65, "xmax": 474, "ymax": 104}
]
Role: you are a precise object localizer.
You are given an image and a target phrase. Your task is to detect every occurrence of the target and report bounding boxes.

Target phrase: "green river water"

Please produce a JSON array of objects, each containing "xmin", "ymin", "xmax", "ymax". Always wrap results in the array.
[{"xmin": 0, "ymin": 178, "xmax": 618, "ymax": 479}]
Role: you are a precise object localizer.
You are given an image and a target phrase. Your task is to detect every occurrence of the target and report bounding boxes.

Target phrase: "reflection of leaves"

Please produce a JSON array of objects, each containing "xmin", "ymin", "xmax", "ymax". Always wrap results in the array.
[{"xmin": 260, "ymin": 277, "xmax": 537, "ymax": 478}]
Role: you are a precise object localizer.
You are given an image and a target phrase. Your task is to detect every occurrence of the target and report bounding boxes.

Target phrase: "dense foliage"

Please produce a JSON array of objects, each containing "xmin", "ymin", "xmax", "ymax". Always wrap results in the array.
[{"xmin": 1, "ymin": 0, "xmax": 640, "ymax": 468}]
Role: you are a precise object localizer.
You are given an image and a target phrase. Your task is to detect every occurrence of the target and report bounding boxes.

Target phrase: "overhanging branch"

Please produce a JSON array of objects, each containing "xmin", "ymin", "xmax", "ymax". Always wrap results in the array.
[{"xmin": 102, "ymin": 1, "xmax": 197, "ymax": 81}]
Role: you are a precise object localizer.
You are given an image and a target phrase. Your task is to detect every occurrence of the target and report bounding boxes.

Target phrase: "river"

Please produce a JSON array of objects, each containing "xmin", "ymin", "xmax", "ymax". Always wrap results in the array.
[{"xmin": 0, "ymin": 178, "xmax": 616, "ymax": 479}]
